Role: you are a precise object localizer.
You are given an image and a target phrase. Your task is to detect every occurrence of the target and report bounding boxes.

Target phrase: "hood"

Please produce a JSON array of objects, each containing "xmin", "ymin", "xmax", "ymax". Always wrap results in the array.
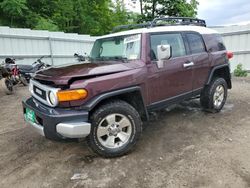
[{"xmin": 34, "ymin": 61, "xmax": 142, "ymax": 85}]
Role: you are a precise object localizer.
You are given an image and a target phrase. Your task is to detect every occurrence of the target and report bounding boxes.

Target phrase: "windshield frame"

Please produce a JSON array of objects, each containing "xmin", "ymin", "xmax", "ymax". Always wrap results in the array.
[{"xmin": 90, "ymin": 33, "xmax": 142, "ymax": 62}]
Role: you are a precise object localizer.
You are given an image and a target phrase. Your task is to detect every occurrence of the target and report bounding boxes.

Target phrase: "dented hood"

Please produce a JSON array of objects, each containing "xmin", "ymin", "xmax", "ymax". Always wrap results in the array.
[{"xmin": 34, "ymin": 62, "xmax": 140, "ymax": 85}]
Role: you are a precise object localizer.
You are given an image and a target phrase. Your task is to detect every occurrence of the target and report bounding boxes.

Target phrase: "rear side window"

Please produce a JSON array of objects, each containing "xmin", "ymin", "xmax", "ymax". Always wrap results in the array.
[
  {"xmin": 186, "ymin": 33, "xmax": 206, "ymax": 54},
  {"xmin": 215, "ymin": 34, "xmax": 226, "ymax": 51},
  {"xmin": 150, "ymin": 33, "xmax": 186, "ymax": 60},
  {"xmin": 203, "ymin": 34, "xmax": 226, "ymax": 52}
]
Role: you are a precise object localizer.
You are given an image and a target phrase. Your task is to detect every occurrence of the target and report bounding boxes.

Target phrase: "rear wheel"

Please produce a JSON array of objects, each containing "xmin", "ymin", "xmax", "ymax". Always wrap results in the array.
[
  {"xmin": 87, "ymin": 100, "xmax": 142, "ymax": 158},
  {"xmin": 200, "ymin": 77, "xmax": 227, "ymax": 113}
]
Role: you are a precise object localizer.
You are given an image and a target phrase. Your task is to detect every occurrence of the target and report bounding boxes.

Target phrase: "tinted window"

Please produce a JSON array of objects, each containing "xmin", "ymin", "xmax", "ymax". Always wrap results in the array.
[
  {"xmin": 150, "ymin": 33, "xmax": 186, "ymax": 60},
  {"xmin": 215, "ymin": 34, "xmax": 226, "ymax": 51},
  {"xmin": 186, "ymin": 33, "xmax": 206, "ymax": 54},
  {"xmin": 202, "ymin": 34, "xmax": 226, "ymax": 52}
]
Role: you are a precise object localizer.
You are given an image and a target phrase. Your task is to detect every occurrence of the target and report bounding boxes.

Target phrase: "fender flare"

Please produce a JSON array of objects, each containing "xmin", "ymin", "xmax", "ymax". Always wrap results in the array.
[
  {"xmin": 83, "ymin": 86, "xmax": 149, "ymax": 119},
  {"xmin": 206, "ymin": 64, "xmax": 231, "ymax": 88}
]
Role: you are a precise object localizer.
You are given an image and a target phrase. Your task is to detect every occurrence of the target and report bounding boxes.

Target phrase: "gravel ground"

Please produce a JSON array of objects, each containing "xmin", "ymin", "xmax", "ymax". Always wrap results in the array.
[{"xmin": 0, "ymin": 77, "xmax": 250, "ymax": 188}]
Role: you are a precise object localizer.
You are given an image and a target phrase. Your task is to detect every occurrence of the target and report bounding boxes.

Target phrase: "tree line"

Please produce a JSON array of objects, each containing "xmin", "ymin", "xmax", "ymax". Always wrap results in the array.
[{"xmin": 0, "ymin": 0, "xmax": 198, "ymax": 36}]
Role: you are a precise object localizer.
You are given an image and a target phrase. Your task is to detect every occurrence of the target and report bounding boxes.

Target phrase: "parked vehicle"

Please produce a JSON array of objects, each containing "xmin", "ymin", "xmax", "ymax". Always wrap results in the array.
[
  {"xmin": 0, "ymin": 62, "xmax": 14, "ymax": 94},
  {"xmin": 4, "ymin": 58, "xmax": 28, "ymax": 86},
  {"xmin": 18, "ymin": 56, "xmax": 51, "ymax": 83},
  {"xmin": 22, "ymin": 17, "xmax": 233, "ymax": 157}
]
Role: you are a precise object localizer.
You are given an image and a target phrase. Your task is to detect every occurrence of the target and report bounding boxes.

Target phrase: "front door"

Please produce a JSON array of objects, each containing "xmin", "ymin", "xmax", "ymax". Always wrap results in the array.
[{"xmin": 147, "ymin": 32, "xmax": 194, "ymax": 107}]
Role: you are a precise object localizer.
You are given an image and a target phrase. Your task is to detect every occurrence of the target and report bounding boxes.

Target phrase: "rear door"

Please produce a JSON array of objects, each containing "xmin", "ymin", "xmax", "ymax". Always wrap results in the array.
[
  {"xmin": 184, "ymin": 32, "xmax": 210, "ymax": 90},
  {"xmin": 147, "ymin": 32, "xmax": 194, "ymax": 106}
]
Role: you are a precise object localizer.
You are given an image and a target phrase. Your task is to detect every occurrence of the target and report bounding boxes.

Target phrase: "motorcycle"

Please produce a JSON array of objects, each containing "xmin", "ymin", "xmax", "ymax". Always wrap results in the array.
[
  {"xmin": 0, "ymin": 61, "xmax": 14, "ymax": 94},
  {"xmin": 4, "ymin": 58, "xmax": 28, "ymax": 86},
  {"xmin": 18, "ymin": 56, "xmax": 51, "ymax": 83}
]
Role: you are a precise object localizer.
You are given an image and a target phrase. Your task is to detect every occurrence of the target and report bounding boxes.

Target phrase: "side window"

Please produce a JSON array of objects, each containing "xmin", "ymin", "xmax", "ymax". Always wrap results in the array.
[
  {"xmin": 150, "ymin": 33, "xmax": 186, "ymax": 60},
  {"xmin": 202, "ymin": 34, "xmax": 226, "ymax": 52},
  {"xmin": 186, "ymin": 33, "xmax": 206, "ymax": 54},
  {"xmin": 215, "ymin": 34, "xmax": 226, "ymax": 51}
]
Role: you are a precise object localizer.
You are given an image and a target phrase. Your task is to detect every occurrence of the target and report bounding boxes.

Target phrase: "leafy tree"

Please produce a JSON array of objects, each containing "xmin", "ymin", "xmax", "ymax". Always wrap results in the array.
[
  {"xmin": 140, "ymin": 0, "xmax": 199, "ymax": 22},
  {"xmin": 111, "ymin": 0, "xmax": 128, "ymax": 26},
  {"xmin": 26, "ymin": 0, "xmax": 57, "ymax": 18},
  {"xmin": 52, "ymin": 0, "xmax": 76, "ymax": 32},
  {"xmin": 34, "ymin": 17, "xmax": 59, "ymax": 31},
  {"xmin": 0, "ymin": 0, "xmax": 28, "ymax": 26},
  {"xmin": 0, "ymin": 0, "xmax": 199, "ymax": 35}
]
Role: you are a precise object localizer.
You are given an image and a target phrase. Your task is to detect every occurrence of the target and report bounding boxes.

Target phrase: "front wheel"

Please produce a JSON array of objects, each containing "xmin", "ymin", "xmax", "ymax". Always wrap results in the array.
[
  {"xmin": 19, "ymin": 74, "xmax": 28, "ymax": 86},
  {"xmin": 87, "ymin": 100, "xmax": 142, "ymax": 158},
  {"xmin": 200, "ymin": 77, "xmax": 228, "ymax": 113},
  {"xmin": 0, "ymin": 78, "xmax": 14, "ymax": 95}
]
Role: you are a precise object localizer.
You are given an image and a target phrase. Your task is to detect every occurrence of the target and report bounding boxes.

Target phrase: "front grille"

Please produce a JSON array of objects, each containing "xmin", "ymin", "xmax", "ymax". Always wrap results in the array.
[
  {"xmin": 33, "ymin": 85, "xmax": 46, "ymax": 100},
  {"xmin": 29, "ymin": 79, "xmax": 60, "ymax": 107}
]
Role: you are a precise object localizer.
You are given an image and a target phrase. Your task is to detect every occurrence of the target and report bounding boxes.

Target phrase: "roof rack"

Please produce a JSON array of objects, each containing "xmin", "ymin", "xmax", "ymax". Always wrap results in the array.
[
  {"xmin": 112, "ymin": 22, "xmax": 151, "ymax": 33},
  {"xmin": 112, "ymin": 17, "xmax": 206, "ymax": 33},
  {"xmin": 151, "ymin": 17, "xmax": 206, "ymax": 27}
]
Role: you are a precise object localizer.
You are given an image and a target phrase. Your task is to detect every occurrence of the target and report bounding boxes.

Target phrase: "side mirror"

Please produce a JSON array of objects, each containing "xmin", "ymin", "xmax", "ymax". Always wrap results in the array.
[{"xmin": 156, "ymin": 44, "xmax": 171, "ymax": 68}]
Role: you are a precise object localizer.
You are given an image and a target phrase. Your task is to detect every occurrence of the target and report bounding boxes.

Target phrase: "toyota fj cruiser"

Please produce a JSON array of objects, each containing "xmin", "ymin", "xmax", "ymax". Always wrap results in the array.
[{"xmin": 23, "ymin": 17, "xmax": 233, "ymax": 157}]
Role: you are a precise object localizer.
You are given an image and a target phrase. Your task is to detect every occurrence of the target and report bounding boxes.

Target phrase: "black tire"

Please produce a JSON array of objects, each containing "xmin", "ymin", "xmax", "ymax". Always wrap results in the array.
[
  {"xmin": 19, "ymin": 74, "xmax": 28, "ymax": 86},
  {"xmin": 87, "ymin": 100, "xmax": 142, "ymax": 158},
  {"xmin": 200, "ymin": 77, "xmax": 228, "ymax": 113},
  {"xmin": 0, "ymin": 78, "xmax": 14, "ymax": 95}
]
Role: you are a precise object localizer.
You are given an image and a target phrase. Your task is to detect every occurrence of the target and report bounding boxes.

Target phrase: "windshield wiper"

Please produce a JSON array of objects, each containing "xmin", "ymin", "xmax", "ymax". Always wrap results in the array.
[
  {"xmin": 109, "ymin": 56, "xmax": 128, "ymax": 63},
  {"xmin": 93, "ymin": 57, "xmax": 109, "ymax": 61},
  {"xmin": 91, "ymin": 56, "xmax": 128, "ymax": 63}
]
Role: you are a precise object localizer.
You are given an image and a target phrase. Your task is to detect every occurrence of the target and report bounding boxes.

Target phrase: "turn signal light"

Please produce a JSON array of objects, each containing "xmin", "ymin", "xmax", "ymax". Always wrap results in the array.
[
  {"xmin": 57, "ymin": 89, "xmax": 88, "ymax": 102},
  {"xmin": 227, "ymin": 51, "xmax": 233, "ymax": 59}
]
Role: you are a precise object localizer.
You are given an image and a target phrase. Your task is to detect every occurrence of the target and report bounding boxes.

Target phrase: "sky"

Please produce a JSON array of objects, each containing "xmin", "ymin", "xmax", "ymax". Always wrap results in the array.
[
  {"xmin": 124, "ymin": 0, "xmax": 250, "ymax": 26},
  {"xmin": 197, "ymin": 0, "xmax": 250, "ymax": 26}
]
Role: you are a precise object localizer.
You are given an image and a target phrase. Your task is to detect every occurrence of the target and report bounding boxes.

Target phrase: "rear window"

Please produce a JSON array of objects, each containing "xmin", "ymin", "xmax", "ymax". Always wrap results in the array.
[{"xmin": 186, "ymin": 33, "xmax": 206, "ymax": 54}]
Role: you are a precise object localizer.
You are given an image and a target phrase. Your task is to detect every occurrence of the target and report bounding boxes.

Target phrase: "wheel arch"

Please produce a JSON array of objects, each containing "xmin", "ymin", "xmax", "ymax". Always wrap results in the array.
[
  {"xmin": 85, "ymin": 86, "xmax": 149, "ymax": 121},
  {"xmin": 206, "ymin": 64, "xmax": 232, "ymax": 89}
]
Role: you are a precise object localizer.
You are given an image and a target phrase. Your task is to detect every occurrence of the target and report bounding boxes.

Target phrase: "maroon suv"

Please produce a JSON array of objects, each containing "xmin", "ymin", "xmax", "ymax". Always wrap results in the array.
[{"xmin": 23, "ymin": 17, "xmax": 233, "ymax": 157}]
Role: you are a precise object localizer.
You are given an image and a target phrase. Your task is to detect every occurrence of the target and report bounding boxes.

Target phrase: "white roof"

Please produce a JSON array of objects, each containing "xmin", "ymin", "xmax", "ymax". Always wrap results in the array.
[{"xmin": 98, "ymin": 26, "xmax": 218, "ymax": 39}]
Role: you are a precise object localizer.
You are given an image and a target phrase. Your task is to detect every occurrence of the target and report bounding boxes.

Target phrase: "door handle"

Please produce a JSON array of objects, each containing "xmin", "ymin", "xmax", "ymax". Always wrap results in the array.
[{"xmin": 183, "ymin": 62, "xmax": 194, "ymax": 68}]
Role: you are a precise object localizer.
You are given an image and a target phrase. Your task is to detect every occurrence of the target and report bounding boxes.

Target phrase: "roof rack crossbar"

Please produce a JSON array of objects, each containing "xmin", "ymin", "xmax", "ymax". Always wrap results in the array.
[
  {"xmin": 112, "ymin": 17, "xmax": 206, "ymax": 33},
  {"xmin": 151, "ymin": 17, "xmax": 206, "ymax": 27},
  {"xmin": 112, "ymin": 23, "xmax": 151, "ymax": 33}
]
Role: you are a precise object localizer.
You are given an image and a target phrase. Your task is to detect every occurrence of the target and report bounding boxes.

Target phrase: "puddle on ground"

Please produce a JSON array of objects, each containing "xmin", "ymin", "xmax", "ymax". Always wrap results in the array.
[{"xmin": 221, "ymin": 103, "xmax": 234, "ymax": 112}]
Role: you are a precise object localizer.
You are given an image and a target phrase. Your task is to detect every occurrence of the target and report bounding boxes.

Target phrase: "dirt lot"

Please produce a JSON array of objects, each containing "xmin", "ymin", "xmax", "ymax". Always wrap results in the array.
[{"xmin": 0, "ymin": 78, "xmax": 250, "ymax": 188}]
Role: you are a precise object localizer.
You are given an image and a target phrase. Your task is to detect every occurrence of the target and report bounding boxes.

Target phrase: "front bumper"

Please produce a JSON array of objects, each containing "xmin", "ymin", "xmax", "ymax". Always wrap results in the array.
[{"xmin": 22, "ymin": 97, "xmax": 91, "ymax": 139}]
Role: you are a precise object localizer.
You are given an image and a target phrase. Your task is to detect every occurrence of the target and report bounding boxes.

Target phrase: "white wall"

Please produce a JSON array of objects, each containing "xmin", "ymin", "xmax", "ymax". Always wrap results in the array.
[
  {"xmin": 0, "ymin": 26, "xmax": 97, "ymax": 66},
  {"xmin": 212, "ymin": 25, "xmax": 250, "ymax": 71},
  {"xmin": 1, "ymin": 25, "xmax": 250, "ymax": 71}
]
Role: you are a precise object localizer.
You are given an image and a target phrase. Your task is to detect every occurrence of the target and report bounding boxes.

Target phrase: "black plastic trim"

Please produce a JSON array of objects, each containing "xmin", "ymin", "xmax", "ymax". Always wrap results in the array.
[
  {"xmin": 22, "ymin": 98, "xmax": 89, "ymax": 139},
  {"xmin": 83, "ymin": 86, "xmax": 149, "ymax": 120},
  {"xmin": 112, "ymin": 17, "xmax": 206, "ymax": 32},
  {"xmin": 206, "ymin": 64, "xmax": 231, "ymax": 86},
  {"xmin": 147, "ymin": 88, "xmax": 202, "ymax": 111}
]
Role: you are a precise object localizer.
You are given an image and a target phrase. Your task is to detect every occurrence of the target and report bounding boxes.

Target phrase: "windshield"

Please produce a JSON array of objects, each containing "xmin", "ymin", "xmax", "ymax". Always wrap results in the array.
[{"xmin": 90, "ymin": 34, "xmax": 141, "ymax": 61}]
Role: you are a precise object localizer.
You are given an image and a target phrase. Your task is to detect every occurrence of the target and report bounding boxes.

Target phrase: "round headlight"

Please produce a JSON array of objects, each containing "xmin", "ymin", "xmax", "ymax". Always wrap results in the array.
[{"xmin": 48, "ymin": 91, "xmax": 57, "ymax": 106}]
